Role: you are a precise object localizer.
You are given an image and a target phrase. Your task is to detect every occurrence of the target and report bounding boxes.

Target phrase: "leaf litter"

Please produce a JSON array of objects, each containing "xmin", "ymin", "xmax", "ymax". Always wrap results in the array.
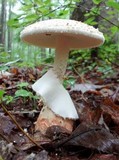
[{"xmin": 0, "ymin": 66, "xmax": 119, "ymax": 160}]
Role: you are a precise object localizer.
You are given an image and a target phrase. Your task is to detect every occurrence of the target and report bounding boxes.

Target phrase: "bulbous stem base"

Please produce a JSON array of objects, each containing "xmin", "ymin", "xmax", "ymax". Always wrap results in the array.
[{"xmin": 35, "ymin": 106, "xmax": 73, "ymax": 134}]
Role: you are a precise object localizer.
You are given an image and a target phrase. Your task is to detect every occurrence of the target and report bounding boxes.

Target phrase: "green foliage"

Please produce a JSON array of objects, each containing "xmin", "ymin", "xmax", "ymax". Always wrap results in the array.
[
  {"xmin": 63, "ymin": 76, "xmax": 76, "ymax": 88},
  {"xmin": 7, "ymin": 17, "xmax": 20, "ymax": 28},
  {"xmin": 106, "ymin": 0, "xmax": 119, "ymax": 10},
  {"xmin": 92, "ymin": 0, "xmax": 102, "ymax": 5},
  {"xmin": 0, "ymin": 82, "xmax": 38, "ymax": 106},
  {"xmin": 0, "ymin": 90, "xmax": 6, "ymax": 101},
  {"xmin": 0, "ymin": 90, "xmax": 13, "ymax": 104},
  {"xmin": 42, "ymin": 55, "xmax": 54, "ymax": 64},
  {"xmin": 4, "ymin": 0, "xmax": 119, "ymax": 77},
  {"xmin": 0, "ymin": 52, "xmax": 10, "ymax": 63},
  {"xmin": 15, "ymin": 82, "xmax": 38, "ymax": 100},
  {"xmin": 2, "ymin": 95, "xmax": 14, "ymax": 104},
  {"xmin": 15, "ymin": 89, "xmax": 32, "ymax": 97},
  {"xmin": 17, "ymin": 82, "xmax": 29, "ymax": 88},
  {"xmin": 7, "ymin": 0, "xmax": 71, "ymax": 29},
  {"xmin": 0, "ymin": 66, "xmax": 9, "ymax": 72}
]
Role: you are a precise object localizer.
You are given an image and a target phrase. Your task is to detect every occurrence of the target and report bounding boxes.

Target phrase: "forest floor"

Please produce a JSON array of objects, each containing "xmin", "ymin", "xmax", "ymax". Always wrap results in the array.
[{"xmin": 0, "ymin": 65, "xmax": 119, "ymax": 160}]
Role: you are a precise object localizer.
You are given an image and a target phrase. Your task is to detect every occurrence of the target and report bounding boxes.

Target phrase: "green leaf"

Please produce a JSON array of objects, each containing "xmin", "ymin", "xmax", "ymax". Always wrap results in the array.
[
  {"xmin": 0, "ymin": 52, "xmax": 10, "ymax": 63},
  {"xmin": 63, "ymin": 77, "xmax": 76, "ymax": 88},
  {"xmin": 25, "ymin": 14, "xmax": 39, "ymax": 21},
  {"xmin": 84, "ymin": 17, "xmax": 96, "ymax": 25},
  {"xmin": 0, "ymin": 66, "xmax": 9, "ymax": 72},
  {"xmin": 92, "ymin": 0, "xmax": 102, "ymax": 4},
  {"xmin": 106, "ymin": 0, "xmax": 119, "ymax": 10},
  {"xmin": 15, "ymin": 89, "xmax": 32, "ymax": 97},
  {"xmin": 17, "ymin": 82, "xmax": 29, "ymax": 88},
  {"xmin": 7, "ymin": 18, "xmax": 20, "ymax": 28},
  {"xmin": 0, "ymin": 90, "xmax": 5, "ymax": 99},
  {"xmin": 43, "ymin": 56, "xmax": 54, "ymax": 63},
  {"xmin": 110, "ymin": 26, "xmax": 119, "ymax": 35},
  {"xmin": 3, "ymin": 95, "xmax": 14, "ymax": 104},
  {"xmin": 32, "ymin": 95, "xmax": 39, "ymax": 100}
]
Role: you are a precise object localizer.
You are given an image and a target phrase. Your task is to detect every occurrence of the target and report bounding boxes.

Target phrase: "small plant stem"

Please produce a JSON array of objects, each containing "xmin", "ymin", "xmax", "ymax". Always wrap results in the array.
[{"xmin": 1, "ymin": 103, "xmax": 43, "ymax": 149}]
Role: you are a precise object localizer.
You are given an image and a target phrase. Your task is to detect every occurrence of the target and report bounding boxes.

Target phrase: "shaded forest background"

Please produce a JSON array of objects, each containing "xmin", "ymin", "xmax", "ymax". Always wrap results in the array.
[{"xmin": 0, "ymin": 0, "xmax": 119, "ymax": 74}]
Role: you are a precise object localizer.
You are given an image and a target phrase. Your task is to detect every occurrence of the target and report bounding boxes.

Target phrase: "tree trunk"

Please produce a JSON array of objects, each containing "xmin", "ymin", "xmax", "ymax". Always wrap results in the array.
[
  {"xmin": 70, "ymin": 0, "xmax": 100, "ymax": 62},
  {"xmin": 0, "ymin": 0, "xmax": 7, "ymax": 52},
  {"xmin": 7, "ymin": 1, "xmax": 12, "ymax": 53}
]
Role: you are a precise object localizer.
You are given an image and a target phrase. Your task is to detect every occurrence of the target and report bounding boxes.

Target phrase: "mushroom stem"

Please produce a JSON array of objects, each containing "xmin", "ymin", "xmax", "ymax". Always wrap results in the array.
[{"xmin": 53, "ymin": 36, "xmax": 70, "ymax": 81}]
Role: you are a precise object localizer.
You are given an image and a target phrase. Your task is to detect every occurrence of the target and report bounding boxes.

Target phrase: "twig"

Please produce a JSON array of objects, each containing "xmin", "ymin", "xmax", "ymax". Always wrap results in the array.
[
  {"xmin": 72, "ymin": 66, "xmax": 81, "ymax": 77},
  {"xmin": 9, "ymin": 110, "xmax": 40, "ymax": 115},
  {"xmin": 0, "ymin": 59, "xmax": 21, "ymax": 67},
  {"xmin": 106, "ymin": 58, "xmax": 119, "ymax": 68},
  {"xmin": 72, "ymin": 65, "xmax": 86, "ymax": 83},
  {"xmin": 0, "ymin": 103, "xmax": 43, "ymax": 150},
  {"xmin": 70, "ymin": 3, "xmax": 119, "ymax": 28}
]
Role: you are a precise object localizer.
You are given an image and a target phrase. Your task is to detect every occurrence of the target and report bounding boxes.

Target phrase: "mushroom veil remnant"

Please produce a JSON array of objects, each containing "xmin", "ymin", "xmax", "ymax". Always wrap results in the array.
[{"xmin": 21, "ymin": 19, "xmax": 105, "ymax": 134}]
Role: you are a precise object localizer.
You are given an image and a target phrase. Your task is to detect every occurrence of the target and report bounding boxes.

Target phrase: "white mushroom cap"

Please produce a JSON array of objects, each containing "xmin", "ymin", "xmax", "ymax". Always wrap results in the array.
[{"xmin": 20, "ymin": 19, "xmax": 105, "ymax": 49}]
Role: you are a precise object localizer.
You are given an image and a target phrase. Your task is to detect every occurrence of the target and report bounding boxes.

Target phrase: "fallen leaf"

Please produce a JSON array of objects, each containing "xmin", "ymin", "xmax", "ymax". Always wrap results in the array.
[
  {"xmin": 71, "ymin": 83, "xmax": 105, "ymax": 93},
  {"xmin": 0, "ymin": 114, "xmax": 15, "ymax": 135},
  {"xmin": 53, "ymin": 123, "xmax": 119, "ymax": 155},
  {"xmin": 102, "ymin": 98, "xmax": 119, "ymax": 124},
  {"xmin": 91, "ymin": 154, "xmax": 118, "ymax": 160}
]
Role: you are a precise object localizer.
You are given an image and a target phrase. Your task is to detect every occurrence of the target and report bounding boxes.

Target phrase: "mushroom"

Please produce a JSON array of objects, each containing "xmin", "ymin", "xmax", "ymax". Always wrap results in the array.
[{"xmin": 20, "ymin": 19, "xmax": 105, "ymax": 134}]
